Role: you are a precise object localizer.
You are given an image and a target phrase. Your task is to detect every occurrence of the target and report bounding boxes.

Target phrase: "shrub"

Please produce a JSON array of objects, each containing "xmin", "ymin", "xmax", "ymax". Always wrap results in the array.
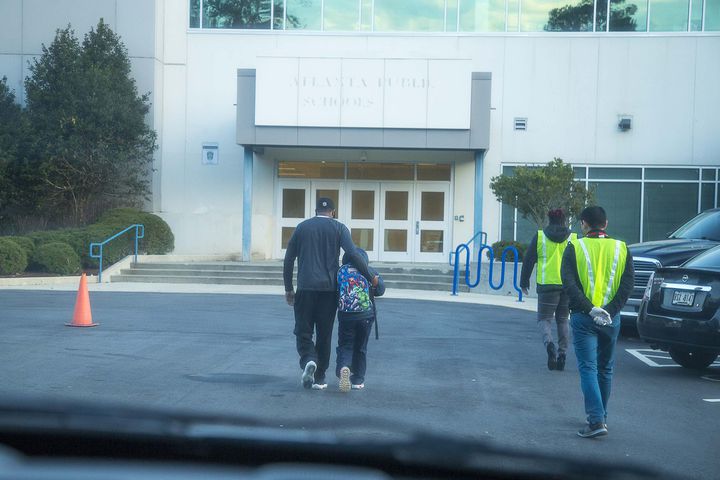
[
  {"xmin": 31, "ymin": 242, "xmax": 81, "ymax": 275},
  {"xmin": 0, "ymin": 238, "xmax": 28, "ymax": 275},
  {"xmin": 486, "ymin": 241, "xmax": 526, "ymax": 262},
  {"xmin": 96, "ymin": 208, "xmax": 174, "ymax": 255},
  {"xmin": 3, "ymin": 236, "xmax": 35, "ymax": 259}
]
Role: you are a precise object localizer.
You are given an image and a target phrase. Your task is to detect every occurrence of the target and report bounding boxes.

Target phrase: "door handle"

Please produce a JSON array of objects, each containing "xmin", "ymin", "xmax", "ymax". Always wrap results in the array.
[{"xmin": 415, "ymin": 221, "xmax": 420, "ymax": 235}]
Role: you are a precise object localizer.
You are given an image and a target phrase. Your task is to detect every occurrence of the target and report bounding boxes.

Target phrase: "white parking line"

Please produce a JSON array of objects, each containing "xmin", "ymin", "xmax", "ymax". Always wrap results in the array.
[
  {"xmin": 625, "ymin": 349, "xmax": 679, "ymax": 368},
  {"xmin": 701, "ymin": 375, "xmax": 720, "ymax": 383},
  {"xmin": 702, "ymin": 399, "xmax": 720, "ymax": 403}
]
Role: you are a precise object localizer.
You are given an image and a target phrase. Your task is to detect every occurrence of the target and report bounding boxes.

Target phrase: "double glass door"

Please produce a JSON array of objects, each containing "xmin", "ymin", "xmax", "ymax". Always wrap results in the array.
[{"xmin": 278, "ymin": 180, "xmax": 450, "ymax": 262}]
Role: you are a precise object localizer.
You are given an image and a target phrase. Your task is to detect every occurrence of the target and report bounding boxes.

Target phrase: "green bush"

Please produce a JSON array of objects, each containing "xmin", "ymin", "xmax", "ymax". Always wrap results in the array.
[
  {"xmin": 0, "ymin": 238, "xmax": 28, "ymax": 275},
  {"xmin": 31, "ymin": 242, "xmax": 81, "ymax": 275},
  {"xmin": 486, "ymin": 240, "xmax": 526, "ymax": 262},
  {"xmin": 2, "ymin": 236, "xmax": 36, "ymax": 259},
  {"xmin": 96, "ymin": 208, "xmax": 174, "ymax": 255}
]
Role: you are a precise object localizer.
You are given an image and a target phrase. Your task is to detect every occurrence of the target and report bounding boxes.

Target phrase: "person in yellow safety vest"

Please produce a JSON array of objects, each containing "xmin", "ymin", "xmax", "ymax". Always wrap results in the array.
[
  {"xmin": 561, "ymin": 206, "xmax": 634, "ymax": 439},
  {"xmin": 520, "ymin": 208, "xmax": 577, "ymax": 371}
]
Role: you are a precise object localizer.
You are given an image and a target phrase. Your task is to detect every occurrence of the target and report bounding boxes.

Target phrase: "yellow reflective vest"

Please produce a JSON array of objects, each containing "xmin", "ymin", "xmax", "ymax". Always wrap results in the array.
[
  {"xmin": 571, "ymin": 236, "xmax": 628, "ymax": 307},
  {"xmin": 536, "ymin": 230, "xmax": 577, "ymax": 286}
]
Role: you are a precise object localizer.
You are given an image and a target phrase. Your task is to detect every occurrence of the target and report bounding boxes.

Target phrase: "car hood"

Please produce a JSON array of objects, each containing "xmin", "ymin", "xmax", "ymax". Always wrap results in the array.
[{"xmin": 628, "ymin": 238, "xmax": 719, "ymax": 266}]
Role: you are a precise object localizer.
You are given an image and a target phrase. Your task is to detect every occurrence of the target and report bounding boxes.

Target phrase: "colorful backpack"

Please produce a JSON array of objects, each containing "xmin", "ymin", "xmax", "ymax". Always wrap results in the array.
[{"xmin": 337, "ymin": 264, "xmax": 372, "ymax": 313}]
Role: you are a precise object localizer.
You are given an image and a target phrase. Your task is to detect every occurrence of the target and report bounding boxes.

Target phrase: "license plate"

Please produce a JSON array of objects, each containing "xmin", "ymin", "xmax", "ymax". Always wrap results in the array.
[{"xmin": 672, "ymin": 291, "xmax": 695, "ymax": 306}]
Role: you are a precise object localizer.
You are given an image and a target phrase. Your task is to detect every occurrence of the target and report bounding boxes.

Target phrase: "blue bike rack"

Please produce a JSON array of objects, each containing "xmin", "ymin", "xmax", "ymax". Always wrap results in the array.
[
  {"xmin": 89, "ymin": 224, "xmax": 144, "ymax": 283},
  {"xmin": 451, "ymin": 242, "xmax": 523, "ymax": 302}
]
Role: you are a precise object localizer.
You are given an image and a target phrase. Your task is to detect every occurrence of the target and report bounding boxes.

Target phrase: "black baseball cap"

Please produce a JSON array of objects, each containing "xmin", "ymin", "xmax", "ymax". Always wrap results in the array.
[{"xmin": 316, "ymin": 197, "xmax": 335, "ymax": 211}]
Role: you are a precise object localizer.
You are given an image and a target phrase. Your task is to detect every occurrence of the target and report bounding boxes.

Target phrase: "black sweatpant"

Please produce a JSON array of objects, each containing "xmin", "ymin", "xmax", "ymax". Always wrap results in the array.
[
  {"xmin": 336, "ymin": 316, "xmax": 374, "ymax": 385},
  {"xmin": 293, "ymin": 290, "xmax": 338, "ymax": 384}
]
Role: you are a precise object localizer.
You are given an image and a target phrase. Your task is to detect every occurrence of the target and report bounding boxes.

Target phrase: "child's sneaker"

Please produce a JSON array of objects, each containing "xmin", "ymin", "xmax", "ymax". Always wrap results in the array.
[
  {"xmin": 301, "ymin": 361, "xmax": 316, "ymax": 389},
  {"xmin": 351, "ymin": 383, "xmax": 364, "ymax": 390},
  {"xmin": 339, "ymin": 366, "xmax": 351, "ymax": 393},
  {"xmin": 311, "ymin": 383, "xmax": 327, "ymax": 390}
]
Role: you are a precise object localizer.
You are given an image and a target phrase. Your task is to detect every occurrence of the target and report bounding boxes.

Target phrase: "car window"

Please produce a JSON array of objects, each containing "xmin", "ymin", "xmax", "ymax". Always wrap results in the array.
[
  {"xmin": 684, "ymin": 246, "xmax": 720, "ymax": 269},
  {"xmin": 669, "ymin": 211, "xmax": 720, "ymax": 241}
]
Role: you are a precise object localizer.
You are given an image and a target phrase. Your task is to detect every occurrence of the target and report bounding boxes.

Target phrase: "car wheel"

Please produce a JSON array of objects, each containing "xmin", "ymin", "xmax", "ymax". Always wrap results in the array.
[{"xmin": 668, "ymin": 348, "xmax": 719, "ymax": 370}]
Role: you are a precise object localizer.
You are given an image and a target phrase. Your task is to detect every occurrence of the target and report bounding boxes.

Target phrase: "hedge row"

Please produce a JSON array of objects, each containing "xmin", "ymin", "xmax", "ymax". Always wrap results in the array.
[{"xmin": 0, "ymin": 208, "xmax": 174, "ymax": 275}]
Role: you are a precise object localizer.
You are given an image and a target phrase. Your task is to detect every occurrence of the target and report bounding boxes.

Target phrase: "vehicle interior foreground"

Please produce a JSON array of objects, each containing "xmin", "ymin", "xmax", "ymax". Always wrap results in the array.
[{"xmin": 0, "ymin": 397, "xmax": 676, "ymax": 480}]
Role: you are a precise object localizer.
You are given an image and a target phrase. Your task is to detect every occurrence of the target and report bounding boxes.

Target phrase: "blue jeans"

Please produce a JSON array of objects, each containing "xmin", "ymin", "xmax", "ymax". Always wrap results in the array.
[{"xmin": 570, "ymin": 312, "xmax": 621, "ymax": 425}]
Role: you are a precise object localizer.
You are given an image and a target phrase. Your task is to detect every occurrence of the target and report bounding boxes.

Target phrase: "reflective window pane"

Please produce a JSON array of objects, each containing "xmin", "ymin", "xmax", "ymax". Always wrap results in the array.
[
  {"xmin": 316, "ymin": 189, "xmax": 340, "ymax": 215},
  {"xmin": 282, "ymin": 227, "xmax": 295, "ymax": 249},
  {"xmin": 596, "ymin": 0, "xmax": 609, "ymax": 31},
  {"xmin": 324, "ymin": 0, "xmax": 360, "ymax": 30},
  {"xmin": 645, "ymin": 168, "xmax": 699, "ymax": 180},
  {"xmin": 447, "ymin": 0, "xmax": 459, "ymax": 31},
  {"xmin": 360, "ymin": 0, "xmax": 372, "ymax": 30},
  {"xmin": 610, "ymin": 0, "xmax": 646, "ymax": 31},
  {"xmin": 707, "ymin": 0, "xmax": 720, "ymax": 30},
  {"xmin": 588, "ymin": 167, "xmax": 642, "ymax": 179},
  {"xmin": 286, "ymin": 0, "xmax": 321, "ymax": 30},
  {"xmin": 702, "ymin": 169, "xmax": 717, "ymax": 181},
  {"xmin": 690, "ymin": 0, "xmax": 703, "ymax": 30},
  {"xmin": 282, "ymin": 189, "xmax": 306, "ymax": 218},
  {"xmin": 278, "ymin": 161, "xmax": 345, "ymax": 179},
  {"xmin": 544, "ymin": 0, "xmax": 596, "ymax": 31},
  {"xmin": 384, "ymin": 229, "xmax": 408, "ymax": 252},
  {"xmin": 421, "ymin": 192, "xmax": 445, "ymax": 221},
  {"xmin": 507, "ymin": 0, "xmax": 520, "ymax": 30},
  {"xmin": 649, "ymin": 0, "xmax": 689, "ymax": 31},
  {"xmin": 417, "ymin": 164, "xmax": 451, "ymax": 181},
  {"xmin": 351, "ymin": 228, "xmax": 374, "ymax": 251},
  {"xmin": 190, "ymin": 0, "xmax": 200, "ymax": 27},
  {"xmin": 385, "ymin": 191, "xmax": 409, "ymax": 220},
  {"xmin": 460, "ymin": 0, "xmax": 507, "ymax": 32},
  {"xmin": 274, "ymin": 0, "xmax": 285, "ymax": 28},
  {"xmin": 203, "ymin": 0, "xmax": 272, "ymax": 28},
  {"xmin": 501, "ymin": 203, "xmax": 515, "ymax": 241},
  {"xmin": 352, "ymin": 190, "xmax": 375, "ymax": 219},
  {"xmin": 348, "ymin": 163, "xmax": 414, "ymax": 180},
  {"xmin": 374, "ymin": 0, "xmax": 445, "ymax": 32},
  {"xmin": 421, "ymin": 230, "xmax": 444, "ymax": 252},
  {"xmin": 702, "ymin": 183, "xmax": 716, "ymax": 211},
  {"xmin": 573, "ymin": 166, "xmax": 587, "ymax": 179},
  {"xmin": 643, "ymin": 183, "xmax": 699, "ymax": 241},
  {"xmin": 590, "ymin": 182, "xmax": 641, "ymax": 244}
]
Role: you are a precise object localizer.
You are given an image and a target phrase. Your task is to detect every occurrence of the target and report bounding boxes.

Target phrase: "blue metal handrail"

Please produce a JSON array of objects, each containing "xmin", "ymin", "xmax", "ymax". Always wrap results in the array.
[
  {"xmin": 451, "ymin": 242, "xmax": 523, "ymax": 301},
  {"xmin": 89, "ymin": 224, "xmax": 144, "ymax": 283},
  {"xmin": 448, "ymin": 230, "xmax": 487, "ymax": 266}
]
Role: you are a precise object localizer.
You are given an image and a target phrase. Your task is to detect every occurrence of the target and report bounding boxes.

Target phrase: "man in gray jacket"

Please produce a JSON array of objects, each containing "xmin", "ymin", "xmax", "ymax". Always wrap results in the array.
[{"xmin": 283, "ymin": 197, "xmax": 378, "ymax": 390}]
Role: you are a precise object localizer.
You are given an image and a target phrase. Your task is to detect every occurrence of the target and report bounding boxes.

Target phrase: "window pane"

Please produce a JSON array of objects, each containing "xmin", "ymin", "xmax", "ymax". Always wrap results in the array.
[
  {"xmin": 501, "ymin": 203, "xmax": 515, "ymax": 241},
  {"xmin": 351, "ymin": 228, "xmax": 374, "ymax": 251},
  {"xmin": 643, "ymin": 183, "xmax": 699, "ymax": 241},
  {"xmin": 324, "ymin": 0, "xmax": 360, "ymax": 30},
  {"xmin": 590, "ymin": 182, "xmax": 642, "ymax": 244},
  {"xmin": 384, "ymin": 229, "xmax": 408, "ymax": 252},
  {"xmin": 286, "ymin": 0, "xmax": 321, "ymax": 29},
  {"xmin": 502, "ymin": 165, "xmax": 515, "ymax": 176},
  {"xmin": 516, "ymin": 214, "xmax": 537, "ymax": 245},
  {"xmin": 421, "ymin": 192, "xmax": 445, "ymax": 221},
  {"xmin": 573, "ymin": 166, "xmax": 587, "ymax": 179},
  {"xmin": 645, "ymin": 168, "xmax": 699, "ymax": 180},
  {"xmin": 348, "ymin": 163, "xmax": 414, "ymax": 180},
  {"xmin": 596, "ymin": 0, "xmax": 608, "ymax": 30},
  {"xmin": 685, "ymin": 247, "xmax": 720, "ymax": 269},
  {"xmin": 459, "ymin": 0, "xmax": 507, "ymax": 32},
  {"xmin": 278, "ymin": 161, "xmax": 345, "ymax": 179},
  {"xmin": 706, "ymin": 0, "xmax": 720, "ymax": 30},
  {"xmin": 352, "ymin": 190, "xmax": 375, "ymax": 219},
  {"xmin": 282, "ymin": 189, "xmax": 306, "ymax": 218},
  {"xmin": 282, "ymin": 227, "xmax": 295, "ymax": 249},
  {"xmin": 447, "ymin": 0, "xmax": 459, "ymax": 31},
  {"xmin": 421, "ymin": 230, "xmax": 444, "ymax": 252},
  {"xmin": 702, "ymin": 183, "xmax": 716, "ymax": 211},
  {"xmin": 610, "ymin": 0, "xmax": 647, "ymax": 31},
  {"xmin": 690, "ymin": 0, "xmax": 703, "ymax": 29},
  {"xmin": 374, "ymin": 0, "xmax": 445, "ymax": 32},
  {"xmin": 274, "ymin": 0, "xmax": 285, "ymax": 28},
  {"xmin": 702, "ymin": 169, "xmax": 716, "ymax": 181},
  {"xmin": 588, "ymin": 167, "xmax": 642, "ymax": 179},
  {"xmin": 417, "ymin": 164, "xmax": 451, "ymax": 181},
  {"xmin": 544, "ymin": 0, "xmax": 596, "ymax": 31},
  {"xmin": 190, "ymin": 0, "xmax": 200, "ymax": 27},
  {"xmin": 316, "ymin": 189, "xmax": 340, "ymax": 214},
  {"xmin": 360, "ymin": 0, "xmax": 372, "ymax": 30},
  {"xmin": 203, "ymin": 0, "xmax": 272, "ymax": 28},
  {"xmin": 649, "ymin": 0, "xmax": 689, "ymax": 31},
  {"xmin": 385, "ymin": 191, "xmax": 409, "ymax": 220}
]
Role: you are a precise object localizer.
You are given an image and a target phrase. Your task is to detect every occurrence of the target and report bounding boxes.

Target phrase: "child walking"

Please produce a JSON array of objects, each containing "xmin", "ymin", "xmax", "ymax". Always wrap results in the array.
[{"xmin": 336, "ymin": 248, "xmax": 385, "ymax": 393}]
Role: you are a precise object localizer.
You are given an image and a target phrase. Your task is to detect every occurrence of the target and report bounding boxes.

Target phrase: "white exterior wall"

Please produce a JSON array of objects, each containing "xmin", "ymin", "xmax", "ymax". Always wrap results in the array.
[{"xmin": 2, "ymin": 0, "xmax": 719, "ymax": 257}]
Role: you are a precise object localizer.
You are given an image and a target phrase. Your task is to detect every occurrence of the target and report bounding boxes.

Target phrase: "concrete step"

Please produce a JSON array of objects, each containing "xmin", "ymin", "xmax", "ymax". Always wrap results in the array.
[
  {"xmin": 132, "ymin": 263, "xmax": 284, "ymax": 272},
  {"xmin": 111, "ymin": 275, "xmax": 285, "ymax": 286}
]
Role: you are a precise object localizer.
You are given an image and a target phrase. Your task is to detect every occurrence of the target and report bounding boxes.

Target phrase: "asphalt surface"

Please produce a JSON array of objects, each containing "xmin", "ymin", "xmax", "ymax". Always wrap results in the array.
[{"xmin": 0, "ymin": 290, "xmax": 718, "ymax": 479}]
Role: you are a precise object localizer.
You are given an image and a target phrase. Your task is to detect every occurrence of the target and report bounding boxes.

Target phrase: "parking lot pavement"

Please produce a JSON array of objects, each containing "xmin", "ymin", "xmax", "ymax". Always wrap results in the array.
[{"xmin": 0, "ymin": 290, "xmax": 718, "ymax": 479}]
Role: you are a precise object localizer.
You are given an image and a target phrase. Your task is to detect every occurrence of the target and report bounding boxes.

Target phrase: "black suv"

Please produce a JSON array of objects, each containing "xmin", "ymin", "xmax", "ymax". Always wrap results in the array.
[{"xmin": 622, "ymin": 208, "xmax": 720, "ymax": 329}]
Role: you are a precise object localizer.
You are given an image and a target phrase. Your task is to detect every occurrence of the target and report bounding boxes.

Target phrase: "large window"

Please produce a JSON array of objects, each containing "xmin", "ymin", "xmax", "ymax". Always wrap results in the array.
[
  {"xmin": 500, "ymin": 166, "xmax": 719, "ymax": 245},
  {"xmin": 189, "ymin": 0, "xmax": 720, "ymax": 31}
]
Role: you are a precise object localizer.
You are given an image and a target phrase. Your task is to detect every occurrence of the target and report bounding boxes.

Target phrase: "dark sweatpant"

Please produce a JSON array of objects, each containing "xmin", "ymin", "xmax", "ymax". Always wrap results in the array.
[
  {"xmin": 335, "ymin": 316, "xmax": 374, "ymax": 385},
  {"xmin": 537, "ymin": 289, "xmax": 570, "ymax": 354},
  {"xmin": 293, "ymin": 290, "xmax": 338, "ymax": 384}
]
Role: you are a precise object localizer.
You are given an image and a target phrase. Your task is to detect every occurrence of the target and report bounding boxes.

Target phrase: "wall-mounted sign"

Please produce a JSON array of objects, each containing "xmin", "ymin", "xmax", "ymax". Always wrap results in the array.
[
  {"xmin": 202, "ymin": 143, "xmax": 219, "ymax": 165},
  {"xmin": 255, "ymin": 57, "xmax": 471, "ymax": 130}
]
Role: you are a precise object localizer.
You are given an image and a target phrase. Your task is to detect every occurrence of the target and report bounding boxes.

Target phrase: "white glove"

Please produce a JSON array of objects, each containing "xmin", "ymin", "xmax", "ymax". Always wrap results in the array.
[{"xmin": 590, "ymin": 307, "xmax": 612, "ymax": 326}]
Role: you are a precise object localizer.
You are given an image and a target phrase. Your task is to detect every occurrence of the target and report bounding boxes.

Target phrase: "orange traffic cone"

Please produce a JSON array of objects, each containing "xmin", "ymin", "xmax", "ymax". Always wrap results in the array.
[{"xmin": 66, "ymin": 273, "xmax": 97, "ymax": 327}]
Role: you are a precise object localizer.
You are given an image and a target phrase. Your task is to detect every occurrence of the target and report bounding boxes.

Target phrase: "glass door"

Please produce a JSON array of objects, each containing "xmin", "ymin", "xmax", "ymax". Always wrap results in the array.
[
  {"xmin": 379, "ymin": 183, "xmax": 413, "ymax": 262},
  {"xmin": 414, "ymin": 183, "xmax": 451, "ymax": 262},
  {"xmin": 345, "ymin": 182, "xmax": 380, "ymax": 261},
  {"xmin": 311, "ymin": 180, "xmax": 344, "ymax": 221},
  {"xmin": 277, "ymin": 180, "xmax": 311, "ymax": 258}
]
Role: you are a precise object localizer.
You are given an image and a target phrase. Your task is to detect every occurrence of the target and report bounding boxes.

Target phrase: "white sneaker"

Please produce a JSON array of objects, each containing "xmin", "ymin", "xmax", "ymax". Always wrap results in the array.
[
  {"xmin": 302, "ymin": 361, "xmax": 317, "ymax": 389},
  {"xmin": 339, "ymin": 367, "xmax": 351, "ymax": 393},
  {"xmin": 311, "ymin": 383, "xmax": 327, "ymax": 390},
  {"xmin": 351, "ymin": 383, "xmax": 364, "ymax": 390}
]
